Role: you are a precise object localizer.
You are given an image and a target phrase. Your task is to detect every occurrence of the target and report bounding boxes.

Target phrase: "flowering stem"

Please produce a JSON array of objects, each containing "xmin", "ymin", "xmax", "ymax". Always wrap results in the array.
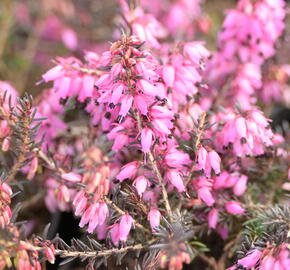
[
  {"xmin": 73, "ymin": 66, "xmax": 102, "ymax": 76},
  {"xmin": 185, "ymin": 112, "xmax": 207, "ymax": 187},
  {"xmin": 148, "ymin": 152, "xmax": 174, "ymax": 223},
  {"xmin": 134, "ymin": 110, "xmax": 173, "ymax": 223}
]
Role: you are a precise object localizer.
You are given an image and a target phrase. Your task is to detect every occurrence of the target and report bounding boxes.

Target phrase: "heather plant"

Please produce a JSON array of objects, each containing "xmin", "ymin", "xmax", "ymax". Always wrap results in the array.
[{"xmin": 0, "ymin": 0, "xmax": 290, "ymax": 270}]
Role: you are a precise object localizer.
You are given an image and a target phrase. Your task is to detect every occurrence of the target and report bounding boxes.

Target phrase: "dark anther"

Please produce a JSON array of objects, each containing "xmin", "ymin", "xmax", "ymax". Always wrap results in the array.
[{"xmin": 104, "ymin": 111, "xmax": 111, "ymax": 119}]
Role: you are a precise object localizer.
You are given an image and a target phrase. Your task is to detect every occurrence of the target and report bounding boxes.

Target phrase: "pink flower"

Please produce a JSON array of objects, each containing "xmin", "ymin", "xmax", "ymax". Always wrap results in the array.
[
  {"xmin": 79, "ymin": 203, "xmax": 99, "ymax": 229},
  {"xmin": 119, "ymin": 214, "xmax": 134, "ymax": 242},
  {"xmin": 235, "ymin": 117, "xmax": 247, "ymax": 140},
  {"xmin": 80, "ymin": 202, "xmax": 109, "ymax": 234},
  {"xmin": 208, "ymin": 208, "xmax": 219, "ymax": 229},
  {"xmin": 73, "ymin": 191, "xmax": 87, "ymax": 216},
  {"xmin": 208, "ymin": 151, "xmax": 221, "ymax": 175},
  {"xmin": 133, "ymin": 176, "xmax": 149, "ymax": 197},
  {"xmin": 111, "ymin": 84, "xmax": 124, "ymax": 105},
  {"xmin": 197, "ymin": 146, "xmax": 207, "ymax": 170},
  {"xmin": 0, "ymin": 182, "xmax": 12, "ymax": 228},
  {"xmin": 44, "ymin": 246, "xmax": 56, "ymax": 264},
  {"xmin": 260, "ymin": 255, "xmax": 276, "ymax": 270},
  {"xmin": 165, "ymin": 148, "xmax": 190, "ymax": 168},
  {"xmin": 116, "ymin": 161, "xmax": 139, "ymax": 182},
  {"xmin": 110, "ymin": 224, "xmax": 120, "ymax": 246},
  {"xmin": 61, "ymin": 172, "xmax": 82, "ymax": 183},
  {"xmin": 27, "ymin": 156, "xmax": 38, "ymax": 180},
  {"xmin": 213, "ymin": 172, "xmax": 230, "ymax": 189},
  {"xmin": 225, "ymin": 201, "xmax": 245, "ymax": 215},
  {"xmin": 42, "ymin": 65, "xmax": 64, "ymax": 82},
  {"xmin": 141, "ymin": 128, "xmax": 153, "ymax": 153},
  {"xmin": 196, "ymin": 147, "xmax": 221, "ymax": 177},
  {"xmin": 97, "ymin": 203, "xmax": 109, "ymax": 226},
  {"xmin": 147, "ymin": 209, "xmax": 161, "ymax": 230},
  {"xmin": 118, "ymin": 1, "xmax": 167, "ymax": 49},
  {"xmin": 184, "ymin": 42, "xmax": 210, "ymax": 66},
  {"xmin": 79, "ymin": 75, "xmax": 95, "ymax": 102},
  {"xmin": 1, "ymin": 182, "xmax": 12, "ymax": 196},
  {"xmin": 1, "ymin": 137, "xmax": 10, "ymax": 152},
  {"xmin": 233, "ymin": 175, "xmax": 248, "ymax": 196},
  {"xmin": 237, "ymin": 249, "xmax": 262, "ymax": 268},
  {"xmin": 61, "ymin": 28, "xmax": 78, "ymax": 51},
  {"xmin": 197, "ymin": 186, "xmax": 215, "ymax": 206},
  {"xmin": 166, "ymin": 170, "xmax": 185, "ymax": 192},
  {"xmin": 119, "ymin": 95, "xmax": 133, "ymax": 117},
  {"xmin": 138, "ymin": 79, "xmax": 157, "ymax": 97},
  {"xmin": 58, "ymin": 185, "xmax": 70, "ymax": 203},
  {"xmin": 134, "ymin": 94, "xmax": 148, "ymax": 115},
  {"xmin": 162, "ymin": 65, "xmax": 175, "ymax": 87},
  {"xmin": 152, "ymin": 119, "xmax": 171, "ymax": 135}
]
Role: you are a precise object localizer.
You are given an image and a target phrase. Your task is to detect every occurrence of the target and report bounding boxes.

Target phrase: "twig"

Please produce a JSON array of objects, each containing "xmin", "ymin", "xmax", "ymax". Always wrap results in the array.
[
  {"xmin": 148, "ymin": 152, "xmax": 173, "ymax": 223},
  {"xmin": 55, "ymin": 243, "xmax": 144, "ymax": 258},
  {"xmin": 38, "ymin": 150, "xmax": 65, "ymax": 174},
  {"xmin": 21, "ymin": 192, "xmax": 45, "ymax": 211},
  {"xmin": 216, "ymin": 232, "xmax": 242, "ymax": 270},
  {"xmin": 195, "ymin": 249, "xmax": 218, "ymax": 270}
]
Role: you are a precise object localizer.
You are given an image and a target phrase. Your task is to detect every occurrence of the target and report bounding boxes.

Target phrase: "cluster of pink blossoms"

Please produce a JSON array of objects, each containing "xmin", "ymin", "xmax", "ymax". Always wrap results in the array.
[
  {"xmin": 41, "ymin": 56, "xmax": 98, "ymax": 102},
  {"xmin": 38, "ymin": 26, "xmax": 281, "ymax": 247},
  {"xmin": 190, "ymin": 172, "xmax": 247, "ymax": 237},
  {"xmin": 214, "ymin": 109, "xmax": 273, "ymax": 157},
  {"xmin": 40, "ymin": 34, "xmax": 217, "ymax": 242},
  {"xmin": 261, "ymin": 65, "xmax": 290, "ymax": 105},
  {"xmin": 118, "ymin": 0, "xmax": 208, "ymax": 49},
  {"xmin": 161, "ymin": 42, "xmax": 210, "ymax": 109},
  {"xmin": 14, "ymin": 241, "xmax": 55, "ymax": 270},
  {"xmin": 219, "ymin": 0, "xmax": 285, "ymax": 64},
  {"xmin": 206, "ymin": 0, "xmax": 286, "ymax": 109},
  {"xmin": 117, "ymin": 0, "xmax": 167, "ymax": 49},
  {"xmin": 140, "ymin": 0, "xmax": 209, "ymax": 39},
  {"xmin": 229, "ymin": 243, "xmax": 290, "ymax": 270}
]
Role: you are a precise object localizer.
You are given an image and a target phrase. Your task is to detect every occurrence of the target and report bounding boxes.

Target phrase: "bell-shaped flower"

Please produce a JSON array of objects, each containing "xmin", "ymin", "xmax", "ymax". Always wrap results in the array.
[{"xmin": 119, "ymin": 214, "xmax": 134, "ymax": 242}]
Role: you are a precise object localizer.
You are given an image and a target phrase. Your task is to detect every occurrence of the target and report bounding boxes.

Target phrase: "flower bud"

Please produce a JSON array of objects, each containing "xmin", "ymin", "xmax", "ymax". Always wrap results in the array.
[
  {"xmin": 208, "ymin": 208, "xmax": 219, "ymax": 229},
  {"xmin": 148, "ymin": 209, "xmax": 161, "ymax": 230},
  {"xmin": 225, "ymin": 201, "xmax": 245, "ymax": 215},
  {"xmin": 119, "ymin": 214, "xmax": 134, "ymax": 242}
]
